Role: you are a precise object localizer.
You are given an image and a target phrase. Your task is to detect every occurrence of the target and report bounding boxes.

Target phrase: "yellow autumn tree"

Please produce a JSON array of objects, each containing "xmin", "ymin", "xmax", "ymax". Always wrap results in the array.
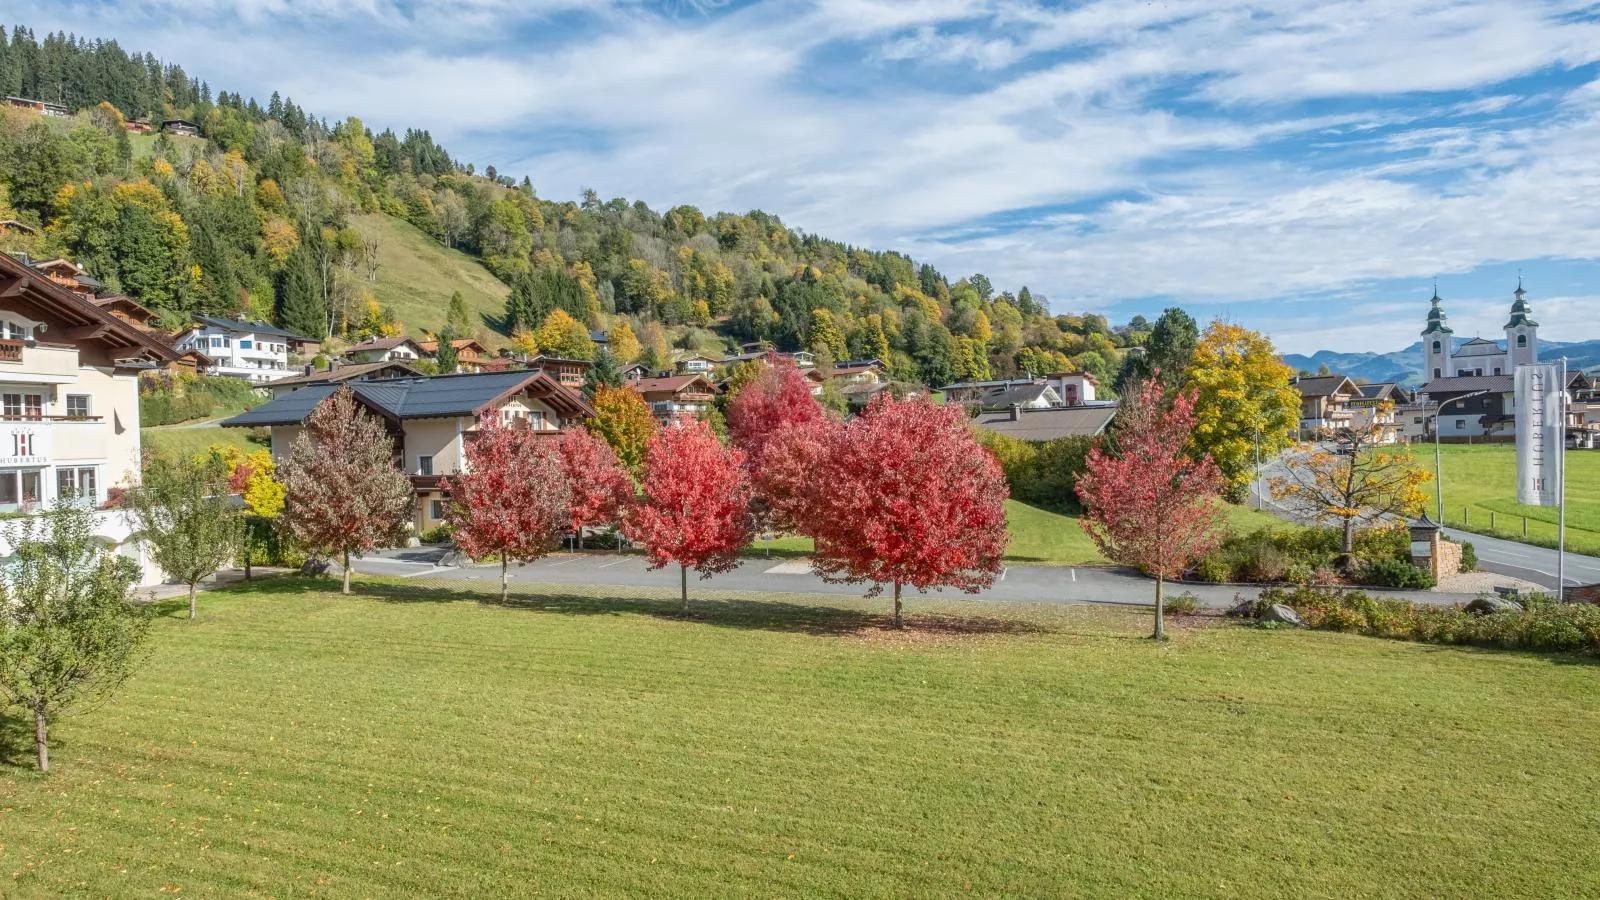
[
  {"xmin": 534, "ymin": 308, "xmax": 596, "ymax": 360},
  {"xmin": 1183, "ymin": 321, "xmax": 1301, "ymax": 499},
  {"xmin": 608, "ymin": 318, "xmax": 642, "ymax": 362},
  {"xmin": 1270, "ymin": 412, "xmax": 1431, "ymax": 557}
]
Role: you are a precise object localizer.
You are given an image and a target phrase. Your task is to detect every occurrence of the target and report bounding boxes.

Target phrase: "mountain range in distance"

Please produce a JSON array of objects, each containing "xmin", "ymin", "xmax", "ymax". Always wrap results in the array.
[{"xmin": 1282, "ymin": 337, "xmax": 1600, "ymax": 386}]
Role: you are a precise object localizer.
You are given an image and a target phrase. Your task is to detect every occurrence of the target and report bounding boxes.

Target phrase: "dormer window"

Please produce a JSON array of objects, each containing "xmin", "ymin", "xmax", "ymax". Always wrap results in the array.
[{"xmin": 2, "ymin": 321, "xmax": 28, "ymax": 341}]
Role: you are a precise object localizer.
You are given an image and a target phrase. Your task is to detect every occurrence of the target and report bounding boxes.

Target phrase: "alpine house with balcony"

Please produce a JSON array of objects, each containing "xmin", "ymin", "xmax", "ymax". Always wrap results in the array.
[
  {"xmin": 0, "ymin": 253, "xmax": 179, "ymax": 582},
  {"xmin": 223, "ymin": 370, "xmax": 594, "ymax": 533},
  {"xmin": 173, "ymin": 316, "xmax": 320, "ymax": 383}
]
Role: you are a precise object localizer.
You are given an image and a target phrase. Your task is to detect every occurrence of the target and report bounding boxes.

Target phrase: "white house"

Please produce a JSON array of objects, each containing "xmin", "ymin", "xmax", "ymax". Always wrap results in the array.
[
  {"xmin": 0, "ymin": 252, "xmax": 181, "ymax": 585},
  {"xmin": 174, "ymin": 316, "xmax": 315, "ymax": 384}
]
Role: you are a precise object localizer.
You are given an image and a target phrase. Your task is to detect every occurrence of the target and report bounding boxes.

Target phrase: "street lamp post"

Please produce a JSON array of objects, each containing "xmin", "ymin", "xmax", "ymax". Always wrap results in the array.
[
  {"xmin": 1429, "ymin": 388, "xmax": 1494, "ymax": 524},
  {"xmin": 1254, "ymin": 421, "xmax": 1262, "ymax": 511}
]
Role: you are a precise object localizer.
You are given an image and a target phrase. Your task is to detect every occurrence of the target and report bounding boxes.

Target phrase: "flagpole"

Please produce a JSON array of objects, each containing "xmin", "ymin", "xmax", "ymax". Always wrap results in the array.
[{"xmin": 1558, "ymin": 357, "xmax": 1567, "ymax": 602}]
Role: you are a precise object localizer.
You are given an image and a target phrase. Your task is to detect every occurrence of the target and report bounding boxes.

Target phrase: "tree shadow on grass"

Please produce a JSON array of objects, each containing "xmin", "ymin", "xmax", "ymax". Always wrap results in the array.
[
  {"xmin": 0, "ymin": 711, "xmax": 39, "ymax": 771},
  {"xmin": 227, "ymin": 575, "xmax": 1052, "ymax": 639}
]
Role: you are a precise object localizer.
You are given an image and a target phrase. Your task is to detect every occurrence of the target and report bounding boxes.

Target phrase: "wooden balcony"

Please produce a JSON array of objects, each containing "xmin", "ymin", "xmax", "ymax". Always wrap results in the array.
[{"xmin": 0, "ymin": 339, "xmax": 22, "ymax": 363}]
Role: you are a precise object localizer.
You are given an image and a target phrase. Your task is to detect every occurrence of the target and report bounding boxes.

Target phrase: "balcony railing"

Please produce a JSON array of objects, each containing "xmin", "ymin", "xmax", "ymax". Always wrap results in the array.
[{"xmin": 0, "ymin": 339, "xmax": 22, "ymax": 363}]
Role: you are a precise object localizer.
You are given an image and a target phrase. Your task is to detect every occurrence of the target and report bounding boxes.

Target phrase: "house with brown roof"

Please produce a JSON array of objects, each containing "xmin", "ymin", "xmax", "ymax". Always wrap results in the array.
[
  {"xmin": 629, "ymin": 374, "xmax": 717, "ymax": 425},
  {"xmin": 345, "ymin": 336, "xmax": 425, "ymax": 363},
  {"xmin": 93, "ymin": 295, "xmax": 160, "ymax": 332},
  {"xmin": 226, "ymin": 370, "xmax": 593, "ymax": 533},
  {"xmin": 418, "ymin": 338, "xmax": 490, "ymax": 372},
  {"xmin": 527, "ymin": 356, "xmax": 592, "ymax": 390},
  {"xmin": 1291, "ymin": 375, "xmax": 1360, "ymax": 438},
  {"xmin": 266, "ymin": 359, "xmax": 423, "ymax": 397}
]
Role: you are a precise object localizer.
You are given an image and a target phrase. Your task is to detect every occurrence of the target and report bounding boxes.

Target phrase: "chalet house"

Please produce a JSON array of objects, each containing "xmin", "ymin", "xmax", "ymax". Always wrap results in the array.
[
  {"xmin": 224, "ymin": 370, "xmax": 594, "ymax": 532},
  {"xmin": 125, "ymin": 119, "xmax": 154, "ymax": 134},
  {"xmin": 345, "ymin": 336, "xmax": 425, "ymax": 363},
  {"xmin": 1416, "ymin": 372, "xmax": 1593, "ymax": 440},
  {"xmin": 4, "ymin": 96, "xmax": 69, "ymax": 117},
  {"xmin": 589, "ymin": 330, "xmax": 609, "ymax": 351},
  {"xmin": 0, "ymin": 219, "xmax": 39, "ymax": 238},
  {"xmin": 779, "ymin": 351, "xmax": 816, "ymax": 369},
  {"xmin": 829, "ymin": 359, "xmax": 887, "ymax": 385},
  {"xmin": 527, "ymin": 356, "xmax": 592, "ymax": 390},
  {"xmin": 1349, "ymin": 382, "xmax": 1412, "ymax": 443},
  {"xmin": 265, "ymin": 360, "xmax": 422, "ymax": 398},
  {"xmin": 174, "ymin": 316, "xmax": 315, "ymax": 383},
  {"xmin": 93, "ymin": 294, "xmax": 161, "ymax": 332},
  {"xmin": 629, "ymin": 374, "xmax": 716, "ymax": 425},
  {"xmin": 161, "ymin": 119, "xmax": 201, "ymax": 137},
  {"xmin": 1046, "ymin": 372, "xmax": 1098, "ymax": 406},
  {"xmin": 418, "ymin": 338, "xmax": 491, "ymax": 373},
  {"xmin": 28, "ymin": 258, "xmax": 102, "ymax": 298},
  {"xmin": 677, "ymin": 354, "xmax": 721, "ymax": 374},
  {"xmin": 1291, "ymin": 375, "xmax": 1359, "ymax": 438},
  {"xmin": 0, "ymin": 252, "xmax": 179, "ymax": 584},
  {"xmin": 620, "ymin": 362, "xmax": 647, "ymax": 382},
  {"xmin": 970, "ymin": 404, "xmax": 1119, "ymax": 443}
]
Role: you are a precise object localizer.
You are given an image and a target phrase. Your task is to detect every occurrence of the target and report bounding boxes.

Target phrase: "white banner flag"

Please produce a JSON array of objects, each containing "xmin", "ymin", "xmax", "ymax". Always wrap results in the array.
[{"xmin": 1515, "ymin": 364, "xmax": 1563, "ymax": 506}]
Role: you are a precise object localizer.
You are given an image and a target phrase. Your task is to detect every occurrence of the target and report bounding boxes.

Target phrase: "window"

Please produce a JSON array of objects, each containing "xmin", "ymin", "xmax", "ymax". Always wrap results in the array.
[
  {"xmin": 1517, "ymin": 334, "xmax": 1527, "ymax": 347},
  {"xmin": 3, "ymin": 321, "xmax": 26, "ymax": 340},
  {"xmin": 417, "ymin": 455, "xmax": 433, "ymax": 476},
  {"xmin": 1493, "ymin": 368, "xmax": 1502, "ymax": 376},
  {"xmin": 1455, "ymin": 420, "xmax": 1464, "ymax": 430},
  {"xmin": 0, "ymin": 470, "xmax": 36, "ymax": 505},
  {"xmin": 1431, "ymin": 340, "xmax": 1441, "ymax": 353},
  {"xmin": 430, "ymin": 500, "xmax": 445, "ymax": 520},
  {"xmin": 211, "ymin": 337, "xmax": 223, "ymax": 348},
  {"xmin": 19, "ymin": 470, "xmax": 38, "ymax": 504},
  {"xmin": 3, "ymin": 393, "xmax": 41, "ymax": 420},
  {"xmin": 57, "ymin": 466, "xmax": 96, "ymax": 501},
  {"xmin": 65, "ymin": 394, "xmax": 90, "ymax": 418},
  {"xmin": 240, "ymin": 339, "xmax": 253, "ymax": 349},
  {"xmin": 1433, "ymin": 368, "xmax": 1442, "ymax": 378},
  {"xmin": 529, "ymin": 411, "xmax": 545, "ymax": 429}
]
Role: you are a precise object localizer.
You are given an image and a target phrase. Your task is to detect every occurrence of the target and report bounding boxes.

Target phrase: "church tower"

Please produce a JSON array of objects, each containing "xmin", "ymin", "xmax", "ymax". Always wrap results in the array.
[
  {"xmin": 1421, "ymin": 287, "xmax": 1453, "ymax": 380},
  {"xmin": 1504, "ymin": 277, "xmax": 1538, "ymax": 369}
]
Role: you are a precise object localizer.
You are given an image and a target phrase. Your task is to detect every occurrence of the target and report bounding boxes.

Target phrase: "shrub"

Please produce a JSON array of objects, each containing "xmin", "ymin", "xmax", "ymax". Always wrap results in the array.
[
  {"xmin": 1164, "ymin": 591, "xmax": 1203, "ymax": 615},
  {"xmin": 1247, "ymin": 585, "xmax": 1600, "ymax": 654},
  {"xmin": 1192, "ymin": 555, "xmax": 1233, "ymax": 583},
  {"xmin": 419, "ymin": 523, "xmax": 454, "ymax": 545},
  {"xmin": 1283, "ymin": 562, "xmax": 1314, "ymax": 584},
  {"xmin": 1359, "ymin": 557, "xmax": 1436, "ymax": 590},
  {"xmin": 1460, "ymin": 541, "xmax": 1478, "ymax": 573}
]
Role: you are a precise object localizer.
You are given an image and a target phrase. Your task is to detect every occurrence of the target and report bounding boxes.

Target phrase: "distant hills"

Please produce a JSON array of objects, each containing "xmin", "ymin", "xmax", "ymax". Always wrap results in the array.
[{"xmin": 1283, "ymin": 338, "xmax": 1600, "ymax": 385}]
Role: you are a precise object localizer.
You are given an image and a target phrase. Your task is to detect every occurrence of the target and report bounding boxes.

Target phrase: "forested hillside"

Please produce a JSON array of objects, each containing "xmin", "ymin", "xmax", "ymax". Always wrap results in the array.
[{"xmin": 0, "ymin": 25, "xmax": 1145, "ymax": 387}]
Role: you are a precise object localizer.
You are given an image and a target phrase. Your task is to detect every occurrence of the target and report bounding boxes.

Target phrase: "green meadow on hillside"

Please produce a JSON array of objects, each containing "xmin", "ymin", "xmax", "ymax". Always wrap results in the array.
[
  {"xmin": 350, "ymin": 213, "xmax": 511, "ymax": 343},
  {"xmin": 2, "ymin": 579, "xmax": 1597, "ymax": 896}
]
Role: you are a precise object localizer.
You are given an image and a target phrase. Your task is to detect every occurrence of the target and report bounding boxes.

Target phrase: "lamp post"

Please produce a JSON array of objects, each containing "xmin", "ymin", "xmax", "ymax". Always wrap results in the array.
[{"xmin": 1254, "ymin": 420, "xmax": 1262, "ymax": 511}]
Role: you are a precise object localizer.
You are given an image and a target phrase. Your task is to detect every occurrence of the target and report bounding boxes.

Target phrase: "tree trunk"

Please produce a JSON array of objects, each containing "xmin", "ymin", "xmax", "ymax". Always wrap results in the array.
[
  {"xmin": 680, "ymin": 564, "xmax": 688, "ymax": 613},
  {"xmin": 188, "ymin": 582, "xmax": 197, "ymax": 620},
  {"xmin": 1342, "ymin": 518, "xmax": 1355, "ymax": 555},
  {"xmin": 893, "ymin": 581, "xmax": 903, "ymax": 629},
  {"xmin": 577, "ymin": 528, "xmax": 584, "ymax": 552},
  {"xmin": 34, "ymin": 706, "xmax": 48, "ymax": 772},
  {"xmin": 342, "ymin": 549, "xmax": 352, "ymax": 595},
  {"xmin": 1152, "ymin": 575, "xmax": 1167, "ymax": 642},
  {"xmin": 244, "ymin": 552, "xmax": 252, "ymax": 582},
  {"xmin": 500, "ymin": 551, "xmax": 509, "ymax": 603}
]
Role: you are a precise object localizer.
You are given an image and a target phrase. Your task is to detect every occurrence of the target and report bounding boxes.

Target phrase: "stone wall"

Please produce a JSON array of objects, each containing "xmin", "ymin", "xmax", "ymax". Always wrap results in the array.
[{"xmin": 1435, "ymin": 540, "xmax": 1463, "ymax": 579}]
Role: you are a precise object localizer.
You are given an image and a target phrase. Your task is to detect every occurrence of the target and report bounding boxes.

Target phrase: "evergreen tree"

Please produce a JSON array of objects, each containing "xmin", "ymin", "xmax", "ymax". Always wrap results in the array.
[
  {"xmin": 584, "ymin": 348, "xmax": 624, "ymax": 398},
  {"xmin": 275, "ymin": 246, "xmax": 324, "ymax": 339},
  {"xmin": 435, "ymin": 329, "xmax": 460, "ymax": 374},
  {"xmin": 446, "ymin": 290, "xmax": 474, "ymax": 335}
]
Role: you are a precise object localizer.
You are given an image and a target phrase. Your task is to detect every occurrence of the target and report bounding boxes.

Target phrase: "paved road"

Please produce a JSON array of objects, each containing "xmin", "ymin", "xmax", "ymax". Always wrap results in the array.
[
  {"xmin": 1252, "ymin": 453, "xmax": 1598, "ymax": 591},
  {"xmin": 353, "ymin": 548, "xmax": 1478, "ymax": 609}
]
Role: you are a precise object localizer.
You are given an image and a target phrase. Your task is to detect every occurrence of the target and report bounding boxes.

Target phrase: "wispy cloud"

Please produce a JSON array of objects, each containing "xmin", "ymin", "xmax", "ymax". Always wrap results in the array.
[{"xmin": 18, "ymin": 0, "xmax": 1600, "ymax": 353}]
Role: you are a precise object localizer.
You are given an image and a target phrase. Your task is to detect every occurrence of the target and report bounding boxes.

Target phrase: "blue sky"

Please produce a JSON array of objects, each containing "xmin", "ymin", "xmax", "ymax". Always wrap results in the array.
[{"xmin": 14, "ymin": 0, "xmax": 1600, "ymax": 354}]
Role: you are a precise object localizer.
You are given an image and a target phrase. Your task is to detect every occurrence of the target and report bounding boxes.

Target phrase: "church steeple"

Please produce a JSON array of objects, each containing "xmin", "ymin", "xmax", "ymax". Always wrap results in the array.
[
  {"xmin": 1504, "ymin": 277, "xmax": 1538, "ymax": 367},
  {"xmin": 1422, "ymin": 286, "xmax": 1452, "ymax": 380},
  {"xmin": 1422, "ymin": 287, "xmax": 1452, "ymax": 335},
  {"xmin": 1505, "ymin": 276, "xmax": 1536, "ymax": 328}
]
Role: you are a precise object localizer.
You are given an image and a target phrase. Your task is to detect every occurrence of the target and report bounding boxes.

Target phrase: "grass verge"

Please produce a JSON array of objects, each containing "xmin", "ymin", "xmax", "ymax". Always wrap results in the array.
[
  {"xmin": 3, "ymin": 577, "xmax": 1596, "ymax": 896},
  {"xmin": 1423, "ymin": 443, "xmax": 1600, "ymax": 556}
]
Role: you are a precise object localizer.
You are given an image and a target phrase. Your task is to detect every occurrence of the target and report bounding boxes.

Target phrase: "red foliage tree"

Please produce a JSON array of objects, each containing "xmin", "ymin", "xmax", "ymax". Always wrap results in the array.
[
  {"xmin": 726, "ymin": 355, "xmax": 825, "ymax": 463},
  {"xmin": 622, "ymin": 421, "xmax": 752, "ymax": 612},
  {"xmin": 805, "ymin": 396, "xmax": 1008, "ymax": 628},
  {"xmin": 757, "ymin": 418, "xmax": 840, "ymax": 532},
  {"xmin": 444, "ymin": 415, "xmax": 571, "ymax": 601},
  {"xmin": 282, "ymin": 387, "xmax": 415, "ymax": 594},
  {"xmin": 1076, "ymin": 378, "xmax": 1225, "ymax": 640},
  {"xmin": 556, "ymin": 427, "xmax": 633, "ymax": 550}
]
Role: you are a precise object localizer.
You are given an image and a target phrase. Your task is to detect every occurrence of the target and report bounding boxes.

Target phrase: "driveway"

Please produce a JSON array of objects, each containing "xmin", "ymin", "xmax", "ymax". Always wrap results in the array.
[{"xmin": 352, "ymin": 548, "xmax": 1480, "ymax": 609}]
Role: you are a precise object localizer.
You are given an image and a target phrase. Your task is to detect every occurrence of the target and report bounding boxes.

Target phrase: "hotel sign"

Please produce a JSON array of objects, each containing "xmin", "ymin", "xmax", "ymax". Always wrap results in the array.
[{"xmin": 1514, "ymin": 365, "xmax": 1562, "ymax": 507}]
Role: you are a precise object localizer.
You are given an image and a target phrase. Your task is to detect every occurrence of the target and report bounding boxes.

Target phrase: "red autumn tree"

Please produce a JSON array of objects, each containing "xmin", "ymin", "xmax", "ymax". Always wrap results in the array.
[
  {"xmin": 556, "ymin": 427, "xmax": 633, "ymax": 550},
  {"xmin": 282, "ymin": 387, "xmax": 415, "ymax": 594},
  {"xmin": 805, "ymin": 395, "xmax": 1009, "ymax": 628},
  {"xmin": 726, "ymin": 356, "xmax": 829, "ymax": 532},
  {"xmin": 726, "ymin": 355, "xmax": 825, "ymax": 463},
  {"xmin": 1076, "ymin": 378, "xmax": 1225, "ymax": 640},
  {"xmin": 622, "ymin": 421, "xmax": 752, "ymax": 612},
  {"xmin": 444, "ymin": 414, "xmax": 571, "ymax": 602},
  {"xmin": 756, "ymin": 418, "xmax": 840, "ymax": 532}
]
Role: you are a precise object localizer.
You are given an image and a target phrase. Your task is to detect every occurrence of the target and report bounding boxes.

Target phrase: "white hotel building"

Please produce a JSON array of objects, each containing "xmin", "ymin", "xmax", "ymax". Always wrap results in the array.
[{"xmin": 173, "ymin": 315, "xmax": 318, "ymax": 383}]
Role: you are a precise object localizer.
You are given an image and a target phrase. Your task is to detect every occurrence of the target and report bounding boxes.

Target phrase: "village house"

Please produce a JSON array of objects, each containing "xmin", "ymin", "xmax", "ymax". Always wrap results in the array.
[
  {"xmin": 1046, "ymin": 372, "xmax": 1099, "ymax": 406},
  {"xmin": 4, "ymin": 95, "xmax": 69, "ymax": 117},
  {"xmin": 527, "ymin": 356, "xmax": 592, "ymax": 390},
  {"xmin": 1348, "ymin": 382, "xmax": 1412, "ymax": 443},
  {"xmin": 0, "ymin": 252, "xmax": 179, "ymax": 584},
  {"xmin": 345, "ymin": 335, "xmax": 425, "ymax": 363},
  {"xmin": 969, "ymin": 404, "xmax": 1120, "ymax": 442},
  {"xmin": 224, "ymin": 370, "xmax": 594, "ymax": 533},
  {"xmin": 629, "ymin": 374, "xmax": 717, "ymax": 426},
  {"xmin": 265, "ymin": 359, "xmax": 422, "ymax": 398},
  {"xmin": 417, "ymin": 338, "xmax": 491, "ymax": 373},
  {"xmin": 1415, "ymin": 372, "xmax": 1593, "ymax": 440},
  {"xmin": 173, "ymin": 316, "xmax": 315, "ymax": 383},
  {"xmin": 829, "ymin": 359, "xmax": 887, "ymax": 385},
  {"xmin": 1291, "ymin": 375, "xmax": 1359, "ymax": 438},
  {"xmin": 92, "ymin": 294, "xmax": 161, "ymax": 331},
  {"xmin": 161, "ymin": 119, "xmax": 200, "ymax": 136},
  {"xmin": 676, "ymin": 354, "xmax": 721, "ymax": 375}
]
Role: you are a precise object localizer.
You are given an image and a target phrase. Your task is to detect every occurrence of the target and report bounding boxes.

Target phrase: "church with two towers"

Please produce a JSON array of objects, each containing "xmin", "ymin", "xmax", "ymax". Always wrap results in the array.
[{"xmin": 1420, "ymin": 280, "xmax": 1539, "ymax": 381}]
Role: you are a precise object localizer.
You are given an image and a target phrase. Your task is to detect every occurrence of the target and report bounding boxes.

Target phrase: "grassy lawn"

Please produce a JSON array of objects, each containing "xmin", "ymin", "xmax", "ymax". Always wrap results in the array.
[
  {"xmin": 350, "ymin": 213, "xmax": 511, "ymax": 343},
  {"xmin": 2, "ymin": 578, "xmax": 1597, "ymax": 896},
  {"xmin": 142, "ymin": 424, "xmax": 268, "ymax": 460},
  {"xmin": 766, "ymin": 500, "xmax": 1294, "ymax": 565},
  {"xmin": 1424, "ymin": 444, "xmax": 1600, "ymax": 556}
]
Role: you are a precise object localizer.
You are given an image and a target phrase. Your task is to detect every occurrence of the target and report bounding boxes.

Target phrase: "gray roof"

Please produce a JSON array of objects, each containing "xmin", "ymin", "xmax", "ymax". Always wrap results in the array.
[
  {"xmin": 973, "ymin": 382, "xmax": 1053, "ymax": 407},
  {"xmin": 194, "ymin": 315, "xmax": 315, "ymax": 341},
  {"xmin": 224, "ymin": 370, "xmax": 590, "ymax": 427},
  {"xmin": 266, "ymin": 360, "xmax": 421, "ymax": 389},
  {"xmin": 970, "ymin": 404, "xmax": 1118, "ymax": 442},
  {"xmin": 1292, "ymin": 375, "xmax": 1357, "ymax": 398},
  {"xmin": 1417, "ymin": 374, "xmax": 1514, "ymax": 396}
]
